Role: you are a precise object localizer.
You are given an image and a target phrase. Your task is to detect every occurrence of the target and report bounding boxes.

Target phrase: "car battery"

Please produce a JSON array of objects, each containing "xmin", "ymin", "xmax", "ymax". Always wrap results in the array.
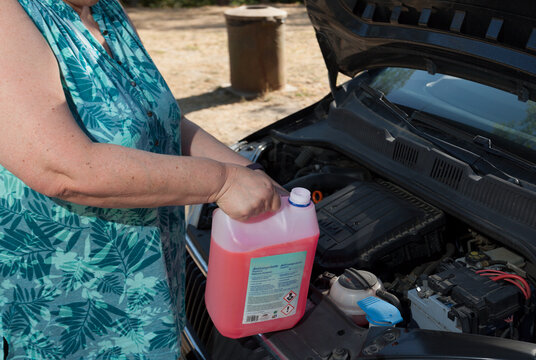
[{"xmin": 410, "ymin": 264, "xmax": 522, "ymax": 335}]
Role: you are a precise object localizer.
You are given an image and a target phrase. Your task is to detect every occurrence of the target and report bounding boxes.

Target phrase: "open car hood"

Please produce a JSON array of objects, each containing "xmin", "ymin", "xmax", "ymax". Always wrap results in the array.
[{"xmin": 306, "ymin": 0, "xmax": 536, "ymax": 102}]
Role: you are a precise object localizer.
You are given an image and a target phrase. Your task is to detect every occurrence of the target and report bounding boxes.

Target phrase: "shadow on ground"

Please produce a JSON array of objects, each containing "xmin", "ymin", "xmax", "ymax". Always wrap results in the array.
[{"xmin": 176, "ymin": 87, "xmax": 244, "ymax": 114}]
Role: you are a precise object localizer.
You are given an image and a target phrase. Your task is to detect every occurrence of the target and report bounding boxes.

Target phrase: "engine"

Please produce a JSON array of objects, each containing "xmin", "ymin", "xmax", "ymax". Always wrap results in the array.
[
  {"xmin": 314, "ymin": 179, "xmax": 444, "ymax": 270},
  {"xmin": 256, "ymin": 141, "xmax": 536, "ymax": 342}
]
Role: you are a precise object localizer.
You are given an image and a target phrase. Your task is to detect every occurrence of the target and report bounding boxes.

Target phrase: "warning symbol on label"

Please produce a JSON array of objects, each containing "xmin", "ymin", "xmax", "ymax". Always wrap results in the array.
[
  {"xmin": 283, "ymin": 290, "xmax": 297, "ymax": 303},
  {"xmin": 281, "ymin": 303, "xmax": 295, "ymax": 316}
]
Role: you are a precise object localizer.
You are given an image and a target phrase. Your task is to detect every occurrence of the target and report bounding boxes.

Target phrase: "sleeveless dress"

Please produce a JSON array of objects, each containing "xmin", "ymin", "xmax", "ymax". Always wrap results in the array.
[{"xmin": 0, "ymin": 1, "xmax": 185, "ymax": 359}]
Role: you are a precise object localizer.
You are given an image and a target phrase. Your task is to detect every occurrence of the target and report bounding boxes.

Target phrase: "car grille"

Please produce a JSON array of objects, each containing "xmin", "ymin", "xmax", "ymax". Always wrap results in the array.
[{"xmin": 183, "ymin": 252, "xmax": 214, "ymax": 350}]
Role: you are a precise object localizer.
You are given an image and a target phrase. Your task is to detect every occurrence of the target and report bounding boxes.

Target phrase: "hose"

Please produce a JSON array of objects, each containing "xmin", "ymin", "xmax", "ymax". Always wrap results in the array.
[
  {"xmin": 375, "ymin": 288, "xmax": 401, "ymax": 311},
  {"xmin": 423, "ymin": 243, "xmax": 456, "ymax": 275}
]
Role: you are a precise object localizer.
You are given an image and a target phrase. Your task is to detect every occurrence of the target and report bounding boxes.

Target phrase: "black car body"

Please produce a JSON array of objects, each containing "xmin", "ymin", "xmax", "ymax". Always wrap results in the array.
[{"xmin": 181, "ymin": 1, "xmax": 536, "ymax": 359}]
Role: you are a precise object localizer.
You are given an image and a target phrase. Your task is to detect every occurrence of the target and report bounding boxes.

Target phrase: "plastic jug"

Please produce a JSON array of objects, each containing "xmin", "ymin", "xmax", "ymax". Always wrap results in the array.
[{"xmin": 205, "ymin": 187, "xmax": 319, "ymax": 338}]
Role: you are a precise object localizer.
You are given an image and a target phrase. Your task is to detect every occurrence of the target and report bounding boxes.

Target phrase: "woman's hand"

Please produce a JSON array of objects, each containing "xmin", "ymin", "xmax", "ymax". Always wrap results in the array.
[
  {"xmin": 181, "ymin": 118, "xmax": 286, "ymax": 219},
  {"xmin": 253, "ymin": 168, "xmax": 289, "ymax": 197},
  {"xmin": 214, "ymin": 164, "xmax": 281, "ymax": 221}
]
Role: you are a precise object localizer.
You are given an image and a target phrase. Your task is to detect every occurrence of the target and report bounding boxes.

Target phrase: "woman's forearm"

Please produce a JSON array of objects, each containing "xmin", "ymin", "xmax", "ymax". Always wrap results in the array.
[
  {"xmin": 51, "ymin": 142, "xmax": 228, "ymax": 208},
  {"xmin": 180, "ymin": 117, "xmax": 289, "ymax": 196}
]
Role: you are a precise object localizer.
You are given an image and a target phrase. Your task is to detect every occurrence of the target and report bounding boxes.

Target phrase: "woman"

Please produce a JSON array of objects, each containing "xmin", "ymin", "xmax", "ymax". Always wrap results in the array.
[{"xmin": 0, "ymin": 0, "xmax": 282, "ymax": 358}]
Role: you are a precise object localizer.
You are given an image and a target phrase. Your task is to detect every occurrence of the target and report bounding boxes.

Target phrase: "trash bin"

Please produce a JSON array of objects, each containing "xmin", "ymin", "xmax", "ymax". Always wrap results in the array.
[{"xmin": 224, "ymin": 5, "xmax": 287, "ymax": 96}]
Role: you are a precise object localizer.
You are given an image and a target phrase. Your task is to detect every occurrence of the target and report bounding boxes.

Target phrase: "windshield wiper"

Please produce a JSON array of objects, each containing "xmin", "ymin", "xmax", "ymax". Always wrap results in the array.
[
  {"xmin": 472, "ymin": 135, "xmax": 536, "ymax": 172},
  {"xmin": 359, "ymin": 83, "xmax": 522, "ymax": 186}
]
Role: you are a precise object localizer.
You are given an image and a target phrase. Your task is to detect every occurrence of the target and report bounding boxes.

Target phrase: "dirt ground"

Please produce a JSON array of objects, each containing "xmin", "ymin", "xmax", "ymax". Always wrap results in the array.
[{"xmin": 126, "ymin": 4, "xmax": 337, "ymax": 145}]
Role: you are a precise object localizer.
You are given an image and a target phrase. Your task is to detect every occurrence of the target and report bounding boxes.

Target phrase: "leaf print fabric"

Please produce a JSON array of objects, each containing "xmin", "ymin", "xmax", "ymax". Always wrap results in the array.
[{"xmin": 0, "ymin": 0, "xmax": 185, "ymax": 359}]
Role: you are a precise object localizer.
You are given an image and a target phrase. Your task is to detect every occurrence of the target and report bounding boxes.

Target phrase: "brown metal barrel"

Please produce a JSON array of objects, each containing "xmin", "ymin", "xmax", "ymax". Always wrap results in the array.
[{"xmin": 224, "ymin": 5, "xmax": 287, "ymax": 95}]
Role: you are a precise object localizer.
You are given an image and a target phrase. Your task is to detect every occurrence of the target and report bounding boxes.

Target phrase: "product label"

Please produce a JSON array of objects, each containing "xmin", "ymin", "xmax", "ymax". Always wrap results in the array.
[{"xmin": 242, "ymin": 251, "xmax": 307, "ymax": 324}]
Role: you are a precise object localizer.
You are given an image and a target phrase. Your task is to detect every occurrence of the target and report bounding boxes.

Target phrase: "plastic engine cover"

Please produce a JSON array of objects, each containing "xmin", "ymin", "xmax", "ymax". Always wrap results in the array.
[{"xmin": 315, "ymin": 179, "xmax": 444, "ymax": 269}]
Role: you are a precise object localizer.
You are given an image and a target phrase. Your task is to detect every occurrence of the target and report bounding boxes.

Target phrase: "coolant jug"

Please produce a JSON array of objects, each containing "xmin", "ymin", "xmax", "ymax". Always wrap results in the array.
[{"xmin": 205, "ymin": 187, "xmax": 319, "ymax": 338}]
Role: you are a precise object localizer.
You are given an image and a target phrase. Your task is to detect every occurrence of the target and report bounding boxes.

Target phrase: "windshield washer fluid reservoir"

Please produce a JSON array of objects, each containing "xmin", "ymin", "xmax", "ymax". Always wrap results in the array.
[{"xmin": 205, "ymin": 187, "xmax": 319, "ymax": 338}]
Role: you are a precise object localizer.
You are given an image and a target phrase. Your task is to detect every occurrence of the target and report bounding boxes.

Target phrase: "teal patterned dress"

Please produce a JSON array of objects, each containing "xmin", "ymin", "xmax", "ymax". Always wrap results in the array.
[{"xmin": 0, "ymin": 0, "xmax": 185, "ymax": 359}]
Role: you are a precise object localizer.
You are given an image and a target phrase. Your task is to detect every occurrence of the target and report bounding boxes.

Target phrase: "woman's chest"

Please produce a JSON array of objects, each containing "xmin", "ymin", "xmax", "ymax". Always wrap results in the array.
[{"xmin": 81, "ymin": 15, "xmax": 112, "ymax": 57}]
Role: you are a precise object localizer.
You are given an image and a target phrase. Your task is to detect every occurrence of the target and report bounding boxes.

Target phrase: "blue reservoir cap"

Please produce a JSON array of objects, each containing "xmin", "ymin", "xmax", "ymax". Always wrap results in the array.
[{"xmin": 357, "ymin": 296, "xmax": 403, "ymax": 326}]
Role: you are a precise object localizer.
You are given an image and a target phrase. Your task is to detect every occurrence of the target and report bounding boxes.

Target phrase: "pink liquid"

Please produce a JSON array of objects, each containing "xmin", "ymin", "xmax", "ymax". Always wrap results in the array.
[{"xmin": 205, "ymin": 235, "xmax": 318, "ymax": 338}]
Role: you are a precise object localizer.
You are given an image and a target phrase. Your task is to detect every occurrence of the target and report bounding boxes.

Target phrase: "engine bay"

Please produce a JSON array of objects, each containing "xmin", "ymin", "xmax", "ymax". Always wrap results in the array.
[{"xmin": 253, "ymin": 140, "xmax": 536, "ymax": 343}]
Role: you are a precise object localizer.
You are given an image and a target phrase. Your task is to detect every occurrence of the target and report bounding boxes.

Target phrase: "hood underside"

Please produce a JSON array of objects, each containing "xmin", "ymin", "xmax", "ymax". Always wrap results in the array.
[{"xmin": 305, "ymin": 0, "xmax": 536, "ymax": 102}]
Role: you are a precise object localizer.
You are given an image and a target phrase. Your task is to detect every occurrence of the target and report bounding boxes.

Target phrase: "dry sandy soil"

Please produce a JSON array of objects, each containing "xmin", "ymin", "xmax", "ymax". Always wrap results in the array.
[{"xmin": 126, "ymin": 4, "xmax": 341, "ymax": 145}]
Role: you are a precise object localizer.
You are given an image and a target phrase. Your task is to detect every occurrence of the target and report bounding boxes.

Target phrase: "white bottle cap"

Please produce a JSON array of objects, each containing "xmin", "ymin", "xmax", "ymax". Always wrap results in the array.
[{"xmin": 289, "ymin": 187, "xmax": 311, "ymax": 207}]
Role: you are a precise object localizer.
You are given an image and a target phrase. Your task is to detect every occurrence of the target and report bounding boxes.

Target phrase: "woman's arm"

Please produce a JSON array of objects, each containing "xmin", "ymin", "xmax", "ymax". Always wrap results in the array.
[
  {"xmin": 181, "ymin": 117, "xmax": 289, "ymax": 195},
  {"xmin": 0, "ymin": 0, "xmax": 279, "ymax": 220}
]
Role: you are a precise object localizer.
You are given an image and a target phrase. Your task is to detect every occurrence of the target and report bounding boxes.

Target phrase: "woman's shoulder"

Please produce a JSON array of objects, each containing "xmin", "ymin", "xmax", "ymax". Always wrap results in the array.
[
  {"xmin": 0, "ymin": 0, "xmax": 29, "ymax": 21},
  {"xmin": 0, "ymin": 0, "xmax": 59, "ymax": 67},
  {"xmin": 1, "ymin": 0, "xmax": 46, "ymax": 36},
  {"xmin": 0, "ymin": 0, "xmax": 63, "ymax": 104}
]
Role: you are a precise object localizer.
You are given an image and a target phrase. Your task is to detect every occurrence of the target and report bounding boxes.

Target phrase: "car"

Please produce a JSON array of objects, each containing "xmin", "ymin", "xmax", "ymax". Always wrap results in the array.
[{"xmin": 180, "ymin": 0, "xmax": 536, "ymax": 359}]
